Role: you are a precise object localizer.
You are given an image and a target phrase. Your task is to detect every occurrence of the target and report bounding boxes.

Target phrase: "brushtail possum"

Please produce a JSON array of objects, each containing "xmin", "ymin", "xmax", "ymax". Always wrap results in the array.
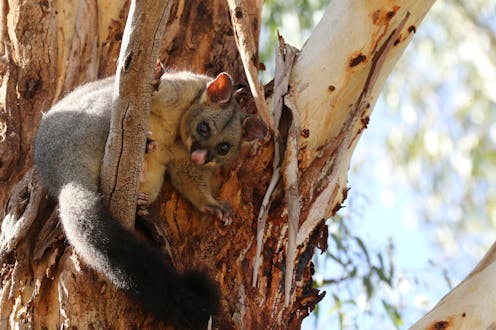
[{"xmin": 34, "ymin": 71, "xmax": 264, "ymax": 329}]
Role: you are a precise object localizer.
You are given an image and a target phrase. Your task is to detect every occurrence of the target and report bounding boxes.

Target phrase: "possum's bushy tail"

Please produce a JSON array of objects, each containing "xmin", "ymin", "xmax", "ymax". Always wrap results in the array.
[{"xmin": 58, "ymin": 182, "xmax": 219, "ymax": 329}]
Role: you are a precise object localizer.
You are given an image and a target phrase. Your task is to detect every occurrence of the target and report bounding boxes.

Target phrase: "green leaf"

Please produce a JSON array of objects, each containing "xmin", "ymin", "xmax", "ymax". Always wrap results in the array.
[{"xmin": 382, "ymin": 300, "xmax": 404, "ymax": 328}]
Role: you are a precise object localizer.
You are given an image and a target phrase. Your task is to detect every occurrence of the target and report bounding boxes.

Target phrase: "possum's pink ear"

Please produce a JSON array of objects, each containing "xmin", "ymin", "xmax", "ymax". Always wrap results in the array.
[{"xmin": 206, "ymin": 72, "xmax": 234, "ymax": 105}]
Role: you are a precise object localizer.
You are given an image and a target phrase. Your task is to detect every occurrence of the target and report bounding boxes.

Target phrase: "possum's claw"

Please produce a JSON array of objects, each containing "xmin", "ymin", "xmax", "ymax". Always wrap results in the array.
[
  {"xmin": 203, "ymin": 203, "xmax": 232, "ymax": 226},
  {"xmin": 137, "ymin": 192, "xmax": 150, "ymax": 216},
  {"xmin": 146, "ymin": 138, "xmax": 158, "ymax": 153},
  {"xmin": 137, "ymin": 192, "xmax": 149, "ymax": 206},
  {"xmin": 145, "ymin": 131, "xmax": 158, "ymax": 154}
]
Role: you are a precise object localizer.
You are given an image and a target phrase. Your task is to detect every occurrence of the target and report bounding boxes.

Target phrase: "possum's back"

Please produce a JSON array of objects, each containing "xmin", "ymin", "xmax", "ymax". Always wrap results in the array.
[{"xmin": 34, "ymin": 77, "xmax": 115, "ymax": 195}]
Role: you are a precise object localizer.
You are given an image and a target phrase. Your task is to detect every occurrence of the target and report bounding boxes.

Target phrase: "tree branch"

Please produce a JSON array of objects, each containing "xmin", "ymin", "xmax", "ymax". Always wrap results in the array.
[
  {"xmin": 100, "ymin": 0, "xmax": 172, "ymax": 228},
  {"xmin": 291, "ymin": 0, "xmax": 435, "ymax": 246},
  {"xmin": 411, "ymin": 240, "xmax": 496, "ymax": 329},
  {"xmin": 226, "ymin": 0, "xmax": 272, "ymax": 129}
]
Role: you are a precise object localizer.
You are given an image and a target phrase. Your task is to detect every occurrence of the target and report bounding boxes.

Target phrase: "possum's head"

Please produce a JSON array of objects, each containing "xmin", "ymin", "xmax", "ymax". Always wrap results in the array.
[{"xmin": 180, "ymin": 72, "xmax": 266, "ymax": 167}]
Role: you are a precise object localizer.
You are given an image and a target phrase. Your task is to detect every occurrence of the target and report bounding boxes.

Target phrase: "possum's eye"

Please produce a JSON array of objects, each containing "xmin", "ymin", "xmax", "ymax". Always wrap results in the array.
[
  {"xmin": 196, "ymin": 121, "xmax": 210, "ymax": 137},
  {"xmin": 216, "ymin": 142, "xmax": 231, "ymax": 155}
]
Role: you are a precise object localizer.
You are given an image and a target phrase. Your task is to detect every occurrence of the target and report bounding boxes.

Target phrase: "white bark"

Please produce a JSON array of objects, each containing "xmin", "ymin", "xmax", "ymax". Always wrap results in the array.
[
  {"xmin": 289, "ymin": 0, "xmax": 435, "ymax": 245},
  {"xmin": 285, "ymin": 1, "xmax": 496, "ymax": 328},
  {"xmin": 227, "ymin": 0, "xmax": 270, "ymax": 127}
]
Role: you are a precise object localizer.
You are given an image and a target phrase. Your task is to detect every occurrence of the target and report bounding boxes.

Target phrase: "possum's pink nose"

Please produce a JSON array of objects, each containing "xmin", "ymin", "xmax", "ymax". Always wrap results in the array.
[{"xmin": 191, "ymin": 149, "xmax": 208, "ymax": 165}]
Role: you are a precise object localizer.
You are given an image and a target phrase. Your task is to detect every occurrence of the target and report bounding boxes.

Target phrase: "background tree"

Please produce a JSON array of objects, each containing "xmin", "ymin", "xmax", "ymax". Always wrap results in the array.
[{"xmin": 0, "ymin": 0, "xmax": 440, "ymax": 329}]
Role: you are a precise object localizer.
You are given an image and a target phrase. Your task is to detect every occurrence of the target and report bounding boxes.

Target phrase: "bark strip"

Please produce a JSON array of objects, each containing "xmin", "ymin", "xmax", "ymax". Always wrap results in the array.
[
  {"xmin": 252, "ymin": 35, "xmax": 297, "ymax": 287},
  {"xmin": 282, "ymin": 94, "xmax": 301, "ymax": 307}
]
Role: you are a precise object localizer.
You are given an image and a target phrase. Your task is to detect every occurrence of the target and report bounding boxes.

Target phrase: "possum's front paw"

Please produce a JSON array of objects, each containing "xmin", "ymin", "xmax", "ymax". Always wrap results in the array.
[
  {"xmin": 137, "ymin": 192, "xmax": 150, "ymax": 216},
  {"xmin": 203, "ymin": 202, "xmax": 232, "ymax": 226}
]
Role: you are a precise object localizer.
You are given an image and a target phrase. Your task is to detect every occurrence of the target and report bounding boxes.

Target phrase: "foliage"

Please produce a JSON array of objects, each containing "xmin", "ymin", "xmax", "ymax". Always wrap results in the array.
[
  {"xmin": 259, "ymin": 0, "xmax": 327, "ymax": 81},
  {"xmin": 382, "ymin": 0, "xmax": 496, "ymax": 270},
  {"xmin": 310, "ymin": 214, "xmax": 402, "ymax": 329}
]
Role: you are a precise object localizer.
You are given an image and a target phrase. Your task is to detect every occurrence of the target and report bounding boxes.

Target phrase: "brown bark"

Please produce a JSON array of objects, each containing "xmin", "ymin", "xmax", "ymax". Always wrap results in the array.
[{"xmin": 1, "ymin": 0, "xmax": 261, "ymax": 328}]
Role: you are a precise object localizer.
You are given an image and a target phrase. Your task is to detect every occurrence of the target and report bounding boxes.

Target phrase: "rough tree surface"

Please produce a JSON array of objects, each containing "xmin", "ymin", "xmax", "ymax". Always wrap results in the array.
[{"xmin": 0, "ymin": 0, "xmax": 442, "ymax": 329}]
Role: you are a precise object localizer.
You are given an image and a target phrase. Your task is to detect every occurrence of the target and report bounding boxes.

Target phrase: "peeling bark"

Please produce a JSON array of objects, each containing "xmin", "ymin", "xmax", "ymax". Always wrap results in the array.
[{"xmin": 252, "ymin": 35, "xmax": 298, "ymax": 288}]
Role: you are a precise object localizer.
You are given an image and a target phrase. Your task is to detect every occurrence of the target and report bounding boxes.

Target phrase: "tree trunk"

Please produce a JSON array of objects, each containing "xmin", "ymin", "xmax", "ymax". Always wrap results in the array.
[{"xmin": 0, "ymin": 0, "xmax": 437, "ymax": 329}]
